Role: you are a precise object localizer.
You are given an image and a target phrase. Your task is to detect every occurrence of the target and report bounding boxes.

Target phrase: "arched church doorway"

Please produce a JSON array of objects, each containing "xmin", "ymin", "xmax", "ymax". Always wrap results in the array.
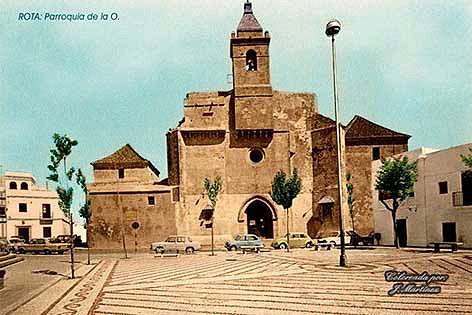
[{"xmin": 246, "ymin": 200, "xmax": 273, "ymax": 238}]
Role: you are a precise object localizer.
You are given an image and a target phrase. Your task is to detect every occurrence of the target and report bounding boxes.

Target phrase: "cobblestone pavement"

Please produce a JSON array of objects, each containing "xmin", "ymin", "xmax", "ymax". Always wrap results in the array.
[{"xmin": 13, "ymin": 248, "xmax": 472, "ymax": 315}]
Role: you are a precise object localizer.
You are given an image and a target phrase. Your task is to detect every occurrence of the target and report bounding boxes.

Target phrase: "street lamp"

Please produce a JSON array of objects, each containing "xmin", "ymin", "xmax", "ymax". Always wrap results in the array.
[{"xmin": 326, "ymin": 19, "xmax": 347, "ymax": 267}]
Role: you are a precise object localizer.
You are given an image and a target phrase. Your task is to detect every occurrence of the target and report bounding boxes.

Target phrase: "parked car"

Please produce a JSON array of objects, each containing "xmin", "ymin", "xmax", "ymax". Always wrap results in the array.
[
  {"xmin": 51, "ymin": 235, "xmax": 73, "ymax": 244},
  {"xmin": 347, "ymin": 231, "xmax": 375, "ymax": 246},
  {"xmin": 271, "ymin": 232, "xmax": 314, "ymax": 249},
  {"xmin": 7, "ymin": 238, "xmax": 26, "ymax": 253},
  {"xmin": 225, "ymin": 234, "xmax": 264, "ymax": 251},
  {"xmin": 16, "ymin": 238, "xmax": 69, "ymax": 254},
  {"xmin": 316, "ymin": 231, "xmax": 351, "ymax": 247},
  {"xmin": 150, "ymin": 235, "xmax": 200, "ymax": 254}
]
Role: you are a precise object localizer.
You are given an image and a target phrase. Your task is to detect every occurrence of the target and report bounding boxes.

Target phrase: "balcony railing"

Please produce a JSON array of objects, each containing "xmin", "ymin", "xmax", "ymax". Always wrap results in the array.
[
  {"xmin": 40, "ymin": 218, "xmax": 53, "ymax": 225},
  {"xmin": 453, "ymin": 191, "xmax": 472, "ymax": 207}
]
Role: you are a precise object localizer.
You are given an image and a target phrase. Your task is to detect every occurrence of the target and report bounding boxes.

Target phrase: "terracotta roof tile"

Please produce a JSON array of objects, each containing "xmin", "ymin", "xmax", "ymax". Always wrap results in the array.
[
  {"xmin": 92, "ymin": 144, "xmax": 160, "ymax": 176},
  {"xmin": 237, "ymin": 1, "xmax": 263, "ymax": 32},
  {"xmin": 346, "ymin": 115, "xmax": 410, "ymax": 139}
]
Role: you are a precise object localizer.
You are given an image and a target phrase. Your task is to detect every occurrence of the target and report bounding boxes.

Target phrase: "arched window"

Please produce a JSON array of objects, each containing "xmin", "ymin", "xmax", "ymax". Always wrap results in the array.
[
  {"xmin": 9, "ymin": 182, "xmax": 17, "ymax": 189},
  {"xmin": 246, "ymin": 49, "xmax": 257, "ymax": 71},
  {"xmin": 20, "ymin": 182, "xmax": 28, "ymax": 190}
]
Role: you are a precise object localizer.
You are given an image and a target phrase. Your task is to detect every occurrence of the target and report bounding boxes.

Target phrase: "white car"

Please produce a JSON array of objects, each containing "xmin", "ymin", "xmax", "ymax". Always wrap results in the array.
[
  {"xmin": 151, "ymin": 235, "xmax": 201, "ymax": 254},
  {"xmin": 316, "ymin": 231, "xmax": 351, "ymax": 247}
]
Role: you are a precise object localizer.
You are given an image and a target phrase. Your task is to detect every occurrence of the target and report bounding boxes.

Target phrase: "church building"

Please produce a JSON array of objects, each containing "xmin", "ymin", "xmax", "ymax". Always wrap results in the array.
[{"xmin": 88, "ymin": 2, "xmax": 410, "ymax": 249}]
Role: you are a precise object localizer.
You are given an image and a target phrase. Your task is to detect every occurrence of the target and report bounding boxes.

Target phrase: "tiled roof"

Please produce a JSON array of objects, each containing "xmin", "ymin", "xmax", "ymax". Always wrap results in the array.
[
  {"xmin": 237, "ymin": 1, "xmax": 263, "ymax": 32},
  {"xmin": 312, "ymin": 113, "xmax": 335, "ymax": 130},
  {"xmin": 92, "ymin": 144, "xmax": 160, "ymax": 176},
  {"xmin": 346, "ymin": 115, "xmax": 410, "ymax": 139}
]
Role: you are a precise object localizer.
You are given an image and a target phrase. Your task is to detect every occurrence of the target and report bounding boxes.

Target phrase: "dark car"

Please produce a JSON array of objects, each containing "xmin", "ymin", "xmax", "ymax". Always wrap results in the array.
[
  {"xmin": 225, "ymin": 234, "xmax": 264, "ymax": 251},
  {"xmin": 347, "ymin": 231, "xmax": 375, "ymax": 246}
]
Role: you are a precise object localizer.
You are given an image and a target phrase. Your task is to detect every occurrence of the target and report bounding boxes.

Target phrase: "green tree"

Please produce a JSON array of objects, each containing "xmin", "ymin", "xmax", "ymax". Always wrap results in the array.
[
  {"xmin": 375, "ymin": 157, "xmax": 417, "ymax": 249},
  {"xmin": 47, "ymin": 133, "xmax": 78, "ymax": 278},
  {"xmin": 76, "ymin": 169, "xmax": 91, "ymax": 265},
  {"xmin": 203, "ymin": 176, "xmax": 222, "ymax": 256},
  {"xmin": 346, "ymin": 172, "xmax": 355, "ymax": 233},
  {"xmin": 461, "ymin": 148, "xmax": 472, "ymax": 168},
  {"xmin": 270, "ymin": 168, "xmax": 302, "ymax": 252}
]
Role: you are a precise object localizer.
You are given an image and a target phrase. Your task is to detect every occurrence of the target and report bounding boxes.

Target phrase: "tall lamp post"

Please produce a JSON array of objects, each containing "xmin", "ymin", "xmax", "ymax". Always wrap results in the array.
[{"xmin": 326, "ymin": 19, "xmax": 347, "ymax": 267}]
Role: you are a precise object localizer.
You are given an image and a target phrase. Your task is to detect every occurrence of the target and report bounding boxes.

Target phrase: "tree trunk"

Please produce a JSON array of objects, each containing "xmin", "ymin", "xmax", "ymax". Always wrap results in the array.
[
  {"xmin": 351, "ymin": 215, "xmax": 355, "ymax": 234},
  {"xmin": 86, "ymin": 224, "xmax": 90, "ymax": 265},
  {"xmin": 391, "ymin": 209, "xmax": 399, "ymax": 249},
  {"xmin": 211, "ymin": 217, "xmax": 214, "ymax": 256},
  {"xmin": 286, "ymin": 208, "xmax": 290, "ymax": 253},
  {"xmin": 69, "ymin": 212, "xmax": 75, "ymax": 278},
  {"xmin": 64, "ymin": 157, "xmax": 75, "ymax": 279}
]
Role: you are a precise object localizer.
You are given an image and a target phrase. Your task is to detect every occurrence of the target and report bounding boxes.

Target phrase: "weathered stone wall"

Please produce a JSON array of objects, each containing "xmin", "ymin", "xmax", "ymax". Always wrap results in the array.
[
  {"xmin": 183, "ymin": 92, "xmax": 229, "ymax": 129},
  {"xmin": 89, "ymin": 189, "xmax": 176, "ymax": 249},
  {"xmin": 234, "ymin": 96, "xmax": 273, "ymax": 130},
  {"xmin": 171, "ymin": 90, "xmax": 319, "ymax": 243},
  {"xmin": 309, "ymin": 126, "xmax": 349, "ymax": 238},
  {"xmin": 231, "ymin": 35, "xmax": 272, "ymax": 97},
  {"xmin": 94, "ymin": 167, "xmax": 158, "ymax": 183},
  {"xmin": 174, "ymin": 192, "xmax": 313, "ymax": 247},
  {"xmin": 345, "ymin": 143, "xmax": 408, "ymax": 235},
  {"xmin": 166, "ymin": 130, "xmax": 180, "ymax": 186}
]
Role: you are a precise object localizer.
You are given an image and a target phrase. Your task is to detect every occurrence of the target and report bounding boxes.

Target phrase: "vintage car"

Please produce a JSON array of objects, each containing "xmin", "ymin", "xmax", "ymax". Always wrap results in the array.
[
  {"xmin": 16, "ymin": 238, "xmax": 69, "ymax": 254},
  {"xmin": 347, "ymin": 231, "xmax": 375, "ymax": 246},
  {"xmin": 5, "ymin": 238, "xmax": 26, "ymax": 253},
  {"xmin": 150, "ymin": 235, "xmax": 201, "ymax": 254},
  {"xmin": 225, "ymin": 234, "xmax": 264, "ymax": 251},
  {"xmin": 271, "ymin": 232, "xmax": 314, "ymax": 249},
  {"xmin": 316, "ymin": 231, "xmax": 352, "ymax": 247}
]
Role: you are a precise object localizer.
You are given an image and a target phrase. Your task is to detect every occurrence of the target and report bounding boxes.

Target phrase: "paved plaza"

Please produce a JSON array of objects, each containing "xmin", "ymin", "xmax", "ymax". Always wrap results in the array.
[{"xmin": 3, "ymin": 248, "xmax": 472, "ymax": 314}]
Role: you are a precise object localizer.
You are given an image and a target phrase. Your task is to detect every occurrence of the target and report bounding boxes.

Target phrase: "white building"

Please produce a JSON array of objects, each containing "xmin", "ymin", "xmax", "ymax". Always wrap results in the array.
[
  {"xmin": 0, "ymin": 172, "xmax": 69, "ymax": 241},
  {"xmin": 372, "ymin": 144, "xmax": 472, "ymax": 248}
]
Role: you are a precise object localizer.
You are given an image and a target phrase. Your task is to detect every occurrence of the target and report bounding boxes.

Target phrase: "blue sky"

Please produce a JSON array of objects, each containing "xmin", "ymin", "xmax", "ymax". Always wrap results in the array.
[{"xmin": 1, "ymin": 1, "xmax": 471, "ymax": 219}]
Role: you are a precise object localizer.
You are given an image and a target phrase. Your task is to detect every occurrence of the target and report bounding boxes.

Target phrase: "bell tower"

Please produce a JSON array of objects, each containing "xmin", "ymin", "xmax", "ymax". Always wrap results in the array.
[{"xmin": 231, "ymin": 1, "xmax": 273, "ymax": 130}]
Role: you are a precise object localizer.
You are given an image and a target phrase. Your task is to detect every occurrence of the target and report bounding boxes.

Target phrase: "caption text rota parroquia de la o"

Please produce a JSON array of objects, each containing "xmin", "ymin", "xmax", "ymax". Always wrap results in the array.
[{"xmin": 18, "ymin": 12, "xmax": 119, "ymax": 22}]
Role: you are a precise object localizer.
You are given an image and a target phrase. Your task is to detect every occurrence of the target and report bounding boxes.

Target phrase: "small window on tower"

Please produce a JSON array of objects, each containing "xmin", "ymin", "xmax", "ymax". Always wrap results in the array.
[
  {"xmin": 246, "ymin": 49, "xmax": 257, "ymax": 71},
  {"xmin": 372, "ymin": 147, "xmax": 380, "ymax": 160},
  {"xmin": 148, "ymin": 196, "xmax": 155, "ymax": 205},
  {"xmin": 118, "ymin": 168, "xmax": 124, "ymax": 179},
  {"xmin": 439, "ymin": 181, "xmax": 448, "ymax": 194}
]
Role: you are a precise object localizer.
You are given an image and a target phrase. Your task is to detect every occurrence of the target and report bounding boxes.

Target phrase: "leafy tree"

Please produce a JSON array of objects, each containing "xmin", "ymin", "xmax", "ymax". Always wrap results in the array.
[
  {"xmin": 270, "ymin": 168, "xmax": 302, "ymax": 252},
  {"xmin": 76, "ymin": 169, "xmax": 91, "ymax": 265},
  {"xmin": 203, "ymin": 176, "xmax": 222, "ymax": 256},
  {"xmin": 47, "ymin": 133, "xmax": 78, "ymax": 278},
  {"xmin": 375, "ymin": 157, "xmax": 417, "ymax": 249},
  {"xmin": 346, "ymin": 172, "xmax": 355, "ymax": 233},
  {"xmin": 461, "ymin": 148, "xmax": 472, "ymax": 168}
]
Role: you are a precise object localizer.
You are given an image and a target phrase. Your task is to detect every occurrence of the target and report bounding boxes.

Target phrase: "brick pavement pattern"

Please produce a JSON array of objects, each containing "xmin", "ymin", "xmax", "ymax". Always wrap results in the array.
[{"xmin": 19, "ymin": 249, "xmax": 472, "ymax": 315}]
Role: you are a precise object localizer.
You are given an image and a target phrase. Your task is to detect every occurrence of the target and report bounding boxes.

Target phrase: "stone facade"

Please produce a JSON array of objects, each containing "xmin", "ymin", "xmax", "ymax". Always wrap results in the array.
[
  {"xmin": 88, "ymin": 2, "xmax": 410, "ymax": 249},
  {"xmin": 88, "ymin": 145, "xmax": 177, "ymax": 249},
  {"xmin": 344, "ymin": 116, "xmax": 410, "ymax": 235}
]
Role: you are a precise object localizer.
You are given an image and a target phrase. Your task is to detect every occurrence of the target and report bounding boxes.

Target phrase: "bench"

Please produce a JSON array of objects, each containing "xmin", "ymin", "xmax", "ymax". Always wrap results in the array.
[
  {"xmin": 239, "ymin": 246, "xmax": 262, "ymax": 254},
  {"xmin": 429, "ymin": 242, "xmax": 463, "ymax": 253},
  {"xmin": 314, "ymin": 243, "xmax": 333, "ymax": 251}
]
